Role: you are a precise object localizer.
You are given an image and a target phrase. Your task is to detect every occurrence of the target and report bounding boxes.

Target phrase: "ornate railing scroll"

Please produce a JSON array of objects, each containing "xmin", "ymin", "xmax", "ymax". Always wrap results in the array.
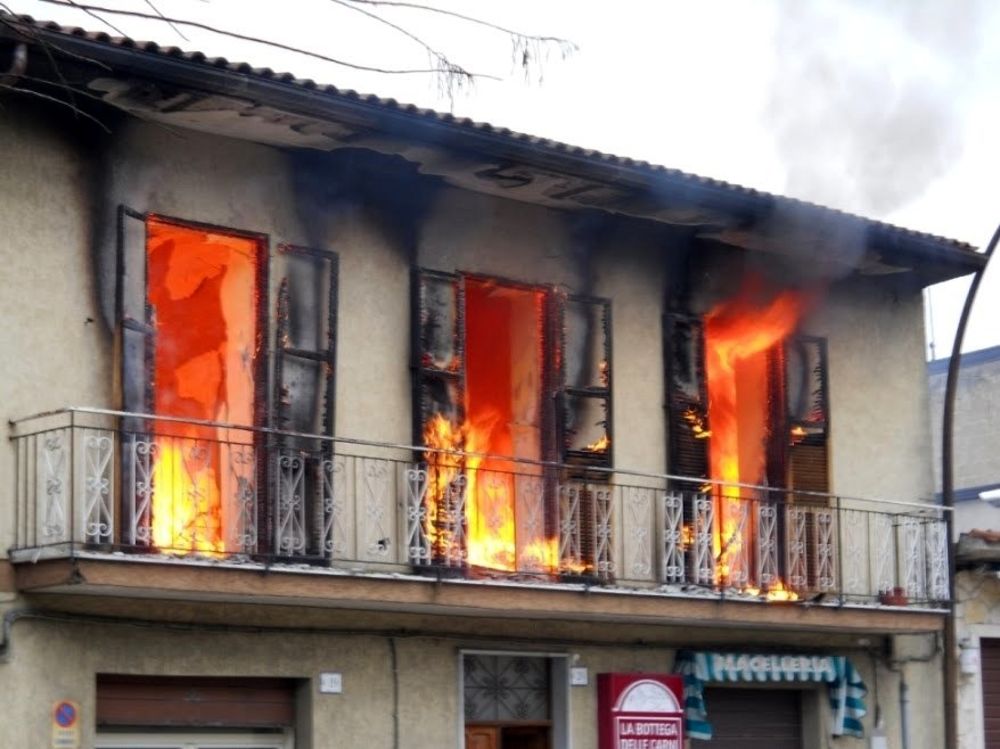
[{"xmin": 9, "ymin": 409, "xmax": 950, "ymax": 608}]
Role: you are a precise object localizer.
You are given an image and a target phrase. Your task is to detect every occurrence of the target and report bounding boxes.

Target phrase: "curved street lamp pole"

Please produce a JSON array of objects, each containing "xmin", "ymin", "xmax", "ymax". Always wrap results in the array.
[{"xmin": 942, "ymin": 222, "xmax": 998, "ymax": 749}]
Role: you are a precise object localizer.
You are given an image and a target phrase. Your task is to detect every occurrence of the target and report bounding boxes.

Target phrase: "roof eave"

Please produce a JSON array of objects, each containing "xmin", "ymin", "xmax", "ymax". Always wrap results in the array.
[{"xmin": 3, "ymin": 18, "xmax": 986, "ymax": 280}]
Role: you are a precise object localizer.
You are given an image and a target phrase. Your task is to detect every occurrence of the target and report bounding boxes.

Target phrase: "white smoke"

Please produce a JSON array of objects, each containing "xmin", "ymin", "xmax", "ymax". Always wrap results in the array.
[{"xmin": 768, "ymin": 0, "xmax": 996, "ymax": 218}]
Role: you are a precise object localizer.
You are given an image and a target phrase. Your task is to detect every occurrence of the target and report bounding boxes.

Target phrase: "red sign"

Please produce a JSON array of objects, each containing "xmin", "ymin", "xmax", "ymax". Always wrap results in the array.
[{"xmin": 597, "ymin": 673, "xmax": 685, "ymax": 749}]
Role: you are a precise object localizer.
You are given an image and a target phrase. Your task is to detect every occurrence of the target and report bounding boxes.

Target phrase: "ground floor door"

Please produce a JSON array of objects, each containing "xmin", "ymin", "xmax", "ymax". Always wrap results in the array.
[
  {"xmin": 95, "ymin": 731, "xmax": 292, "ymax": 749},
  {"xmin": 983, "ymin": 638, "xmax": 1000, "ymax": 748},
  {"xmin": 464, "ymin": 724, "xmax": 549, "ymax": 749},
  {"xmin": 702, "ymin": 688, "xmax": 803, "ymax": 749}
]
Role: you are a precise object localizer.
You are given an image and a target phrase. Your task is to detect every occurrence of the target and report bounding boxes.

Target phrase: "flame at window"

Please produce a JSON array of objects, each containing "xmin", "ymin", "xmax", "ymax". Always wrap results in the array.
[
  {"xmin": 146, "ymin": 218, "xmax": 260, "ymax": 555},
  {"xmin": 704, "ymin": 276, "xmax": 810, "ymax": 596}
]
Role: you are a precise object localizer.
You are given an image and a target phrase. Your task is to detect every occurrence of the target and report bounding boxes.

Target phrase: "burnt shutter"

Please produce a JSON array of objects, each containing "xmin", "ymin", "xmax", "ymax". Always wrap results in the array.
[
  {"xmin": 116, "ymin": 206, "xmax": 154, "ymax": 416},
  {"xmin": 272, "ymin": 245, "xmax": 338, "ymax": 437},
  {"xmin": 412, "ymin": 269, "xmax": 466, "ymax": 442},
  {"xmin": 664, "ymin": 313, "xmax": 709, "ymax": 481},
  {"xmin": 559, "ymin": 295, "xmax": 613, "ymax": 468},
  {"xmin": 115, "ymin": 206, "xmax": 154, "ymax": 548},
  {"xmin": 784, "ymin": 336, "xmax": 830, "ymax": 495},
  {"xmin": 270, "ymin": 244, "xmax": 338, "ymax": 559}
]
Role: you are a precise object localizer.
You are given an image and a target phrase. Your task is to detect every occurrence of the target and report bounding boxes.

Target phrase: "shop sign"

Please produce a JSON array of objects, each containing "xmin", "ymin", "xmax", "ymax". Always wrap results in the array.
[{"xmin": 597, "ymin": 673, "xmax": 684, "ymax": 749}]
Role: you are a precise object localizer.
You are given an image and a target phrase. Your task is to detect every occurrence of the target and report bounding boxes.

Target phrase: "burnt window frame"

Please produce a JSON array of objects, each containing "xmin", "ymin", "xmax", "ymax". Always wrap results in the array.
[
  {"xmin": 115, "ymin": 207, "xmax": 344, "ymax": 562},
  {"xmin": 268, "ymin": 242, "xmax": 340, "ymax": 562},
  {"xmin": 411, "ymin": 269, "xmax": 614, "ymax": 469},
  {"xmin": 558, "ymin": 293, "xmax": 614, "ymax": 470},
  {"xmin": 115, "ymin": 206, "xmax": 271, "ymax": 552},
  {"xmin": 411, "ymin": 268, "xmax": 466, "ymax": 450},
  {"xmin": 782, "ymin": 334, "xmax": 831, "ymax": 498},
  {"xmin": 663, "ymin": 314, "xmax": 831, "ymax": 497}
]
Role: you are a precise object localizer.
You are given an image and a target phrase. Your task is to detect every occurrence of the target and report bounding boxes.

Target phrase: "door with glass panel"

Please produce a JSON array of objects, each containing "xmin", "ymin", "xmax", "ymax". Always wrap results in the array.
[{"xmin": 463, "ymin": 654, "xmax": 554, "ymax": 749}]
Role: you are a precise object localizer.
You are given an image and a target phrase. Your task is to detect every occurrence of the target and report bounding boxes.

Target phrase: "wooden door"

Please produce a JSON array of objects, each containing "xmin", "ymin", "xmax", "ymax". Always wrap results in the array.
[
  {"xmin": 465, "ymin": 726, "xmax": 499, "ymax": 749},
  {"xmin": 501, "ymin": 726, "xmax": 549, "ymax": 749},
  {"xmin": 983, "ymin": 639, "xmax": 1000, "ymax": 747}
]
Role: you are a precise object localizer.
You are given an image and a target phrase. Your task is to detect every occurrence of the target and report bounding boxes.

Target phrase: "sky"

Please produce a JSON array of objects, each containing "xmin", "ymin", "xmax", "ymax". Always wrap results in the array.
[{"xmin": 11, "ymin": 0, "xmax": 999, "ymax": 358}]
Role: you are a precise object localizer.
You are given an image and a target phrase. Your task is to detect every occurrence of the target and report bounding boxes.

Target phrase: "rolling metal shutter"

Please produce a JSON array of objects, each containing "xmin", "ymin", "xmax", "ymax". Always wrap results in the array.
[
  {"xmin": 97, "ymin": 675, "xmax": 296, "ymax": 728},
  {"xmin": 702, "ymin": 688, "xmax": 803, "ymax": 749},
  {"xmin": 983, "ymin": 639, "xmax": 1000, "ymax": 747}
]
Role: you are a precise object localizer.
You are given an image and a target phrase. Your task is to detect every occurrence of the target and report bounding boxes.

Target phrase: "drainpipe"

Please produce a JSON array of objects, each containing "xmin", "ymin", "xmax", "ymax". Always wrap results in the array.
[
  {"xmin": 942, "ymin": 222, "xmax": 999, "ymax": 749},
  {"xmin": 900, "ymin": 669, "xmax": 912, "ymax": 749},
  {"xmin": 0, "ymin": 42, "xmax": 27, "ymax": 85}
]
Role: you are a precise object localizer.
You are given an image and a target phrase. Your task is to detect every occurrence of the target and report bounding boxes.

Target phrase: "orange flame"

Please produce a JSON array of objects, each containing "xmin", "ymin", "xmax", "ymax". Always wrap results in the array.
[
  {"xmin": 151, "ymin": 440, "xmax": 224, "ymax": 553},
  {"xmin": 583, "ymin": 434, "xmax": 611, "ymax": 453},
  {"xmin": 423, "ymin": 413, "xmax": 563, "ymax": 572},
  {"xmin": 704, "ymin": 276, "xmax": 809, "ymax": 591},
  {"xmin": 146, "ymin": 218, "xmax": 259, "ymax": 556}
]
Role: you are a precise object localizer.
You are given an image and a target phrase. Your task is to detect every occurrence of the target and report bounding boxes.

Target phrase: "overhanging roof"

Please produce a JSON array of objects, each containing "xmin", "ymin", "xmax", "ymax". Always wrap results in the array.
[{"xmin": 0, "ymin": 12, "xmax": 986, "ymax": 284}]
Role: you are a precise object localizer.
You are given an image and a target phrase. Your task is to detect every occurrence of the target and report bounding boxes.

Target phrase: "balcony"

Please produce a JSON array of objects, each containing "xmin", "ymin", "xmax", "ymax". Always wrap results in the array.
[{"xmin": 8, "ymin": 409, "xmax": 949, "ymax": 630}]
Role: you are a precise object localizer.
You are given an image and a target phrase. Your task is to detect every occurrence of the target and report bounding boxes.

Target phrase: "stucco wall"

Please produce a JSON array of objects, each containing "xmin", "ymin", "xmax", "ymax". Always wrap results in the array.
[
  {"xmin": 0, "ymin": 614, "xmax": 942, "ymax": 749},
  {"xmin": 0, "ymin": 106, "xmax": 113, "ymax": 554},
  {"xmin": 804, "ymin": 279, "xmax": 936, "ymax": 504}
]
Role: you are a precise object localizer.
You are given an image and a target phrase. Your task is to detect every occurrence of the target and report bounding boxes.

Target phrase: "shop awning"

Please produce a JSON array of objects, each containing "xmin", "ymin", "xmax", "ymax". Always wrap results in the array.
[{"xmin": 673, "ymin": 650, "xmax": 867, "ymax": 740}]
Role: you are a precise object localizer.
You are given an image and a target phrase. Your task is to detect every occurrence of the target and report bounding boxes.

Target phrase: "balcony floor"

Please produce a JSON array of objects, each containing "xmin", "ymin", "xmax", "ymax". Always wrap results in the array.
[{"xmin": 8, "ymin": 552, "xmax": 946, "ymax": 636}]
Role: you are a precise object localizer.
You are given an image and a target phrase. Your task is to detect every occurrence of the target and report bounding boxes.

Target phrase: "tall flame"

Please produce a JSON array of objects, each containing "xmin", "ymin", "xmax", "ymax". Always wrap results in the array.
[
  {"xmin": 146, "ymin": 218, "xmax": 259, "ymax": 555},
  {"xmin": 704, "ymin": 276, "xmax": 808, "ymax": 592},
  {"xmin": 421, "ymin": 279, "xmax": 571, "ymax": 574}
]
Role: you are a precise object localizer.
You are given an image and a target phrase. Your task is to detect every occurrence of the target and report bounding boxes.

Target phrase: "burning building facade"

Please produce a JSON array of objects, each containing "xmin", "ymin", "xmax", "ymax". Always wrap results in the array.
[{"xmin": 0, "ymin": 14, "xmax": 986, "ymax": 749}]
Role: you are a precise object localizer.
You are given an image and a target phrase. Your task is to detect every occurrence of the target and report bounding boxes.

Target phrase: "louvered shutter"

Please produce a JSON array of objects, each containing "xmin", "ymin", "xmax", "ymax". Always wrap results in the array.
[
  {"xmin": 784, "ymin": 336, "xmax": 830, "ymax": 495},
  {"xmin": 664, "ymin": 313, "xmax": 709, "ymax": 482}
]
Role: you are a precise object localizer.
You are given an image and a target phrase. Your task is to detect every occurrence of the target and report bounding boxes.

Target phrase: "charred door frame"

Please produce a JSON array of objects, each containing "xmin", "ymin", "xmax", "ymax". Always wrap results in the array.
[
  {"xmin": 411, "ymin": 268, "xmax": 614, "ymax": 578},
  {"xmin": 115, "ymin": 206, "xmax": 270, "ymax": 553}
]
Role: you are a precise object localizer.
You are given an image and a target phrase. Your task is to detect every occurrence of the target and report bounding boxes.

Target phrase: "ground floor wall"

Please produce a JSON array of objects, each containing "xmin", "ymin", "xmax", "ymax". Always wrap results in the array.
[
  {"xmin": 0, "ymin": 607, "xmax": 944, "ymax": 749},
  {"xmin": 956, "ymin": 570, "xmax": 1000, "ymax": 749}
]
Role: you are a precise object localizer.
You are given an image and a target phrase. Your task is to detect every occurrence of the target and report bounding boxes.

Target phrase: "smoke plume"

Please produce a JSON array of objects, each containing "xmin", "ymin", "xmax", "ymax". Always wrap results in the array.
[{"xmin": 768, "ymin": 0, "xmax": 995, "ymax": 218}]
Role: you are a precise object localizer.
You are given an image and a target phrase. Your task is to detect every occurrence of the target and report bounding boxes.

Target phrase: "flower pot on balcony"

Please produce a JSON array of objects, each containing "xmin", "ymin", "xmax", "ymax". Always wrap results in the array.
[{"xmin": 879, "ymin": 587, "xmax": 908, "ymax": 606}]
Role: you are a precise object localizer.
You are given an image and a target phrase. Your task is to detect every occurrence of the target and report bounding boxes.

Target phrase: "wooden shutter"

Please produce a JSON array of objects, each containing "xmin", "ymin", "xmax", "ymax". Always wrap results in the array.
[
  {"xmin": 270, "ymin": 244, "xmax": 338, "ymax": 559},
  {"xmin": 664, "ymin": 313, "xmax": 709, "ymax": 481},
  {"xmin": 412, "ymin": 269, "xmax": 465, "ymax": 443},
  {"xmin": 784, "ymin": 336, "xmax": 830, "ymax": 496},
  {"xmin": 982, "ymin": 639, "xmax": 1000, "ymax": 748},
  {"xmin": 97, "ymin": 675, "xmax": 295, "ymax": 728}
]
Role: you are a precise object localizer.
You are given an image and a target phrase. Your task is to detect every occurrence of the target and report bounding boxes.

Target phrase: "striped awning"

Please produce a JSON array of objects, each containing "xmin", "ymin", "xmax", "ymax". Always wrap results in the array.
[{"xmin": 673, "ymin": 650, "xmax": 867, "ymax": 740}]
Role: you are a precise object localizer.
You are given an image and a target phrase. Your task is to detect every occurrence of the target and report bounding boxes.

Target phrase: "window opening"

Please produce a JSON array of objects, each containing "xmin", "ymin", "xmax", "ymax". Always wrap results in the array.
[
  {"xmin": 666, "ymin": 277, "xmax": 830, "ymax": 597},
  {"xmin": 413, "ymin": 271, "xmax": 613, "ymax": 579},
  {"xmin": 144, "ymin": 217, "xmax": 264, "ymax": 555}
]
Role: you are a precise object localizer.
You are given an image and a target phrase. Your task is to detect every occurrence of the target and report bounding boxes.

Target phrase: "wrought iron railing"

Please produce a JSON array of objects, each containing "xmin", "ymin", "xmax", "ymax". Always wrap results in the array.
[{"xmin": 9, "ymin": 408, "xmax": 950, "ymax": 607}]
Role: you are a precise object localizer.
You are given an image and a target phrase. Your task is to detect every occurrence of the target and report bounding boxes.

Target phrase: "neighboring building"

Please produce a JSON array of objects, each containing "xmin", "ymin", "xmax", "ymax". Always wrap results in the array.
[
  {"xmin": 929, "ymin": 345, "xmax": 1000, "ymax": 535},
  {"xmin": 928, "ymin": 347, "xmax": 1000, "ymax": 749},
  {"xmin": 0, "ymin": 13, "xmax": 982, "ymax": 749}
]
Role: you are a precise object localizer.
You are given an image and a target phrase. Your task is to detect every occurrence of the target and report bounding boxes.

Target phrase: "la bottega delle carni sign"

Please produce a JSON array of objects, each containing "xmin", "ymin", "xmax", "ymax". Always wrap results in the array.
[{"xmin": 598, "ymin": 673, "xmax": 685, "ymax": 749}]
